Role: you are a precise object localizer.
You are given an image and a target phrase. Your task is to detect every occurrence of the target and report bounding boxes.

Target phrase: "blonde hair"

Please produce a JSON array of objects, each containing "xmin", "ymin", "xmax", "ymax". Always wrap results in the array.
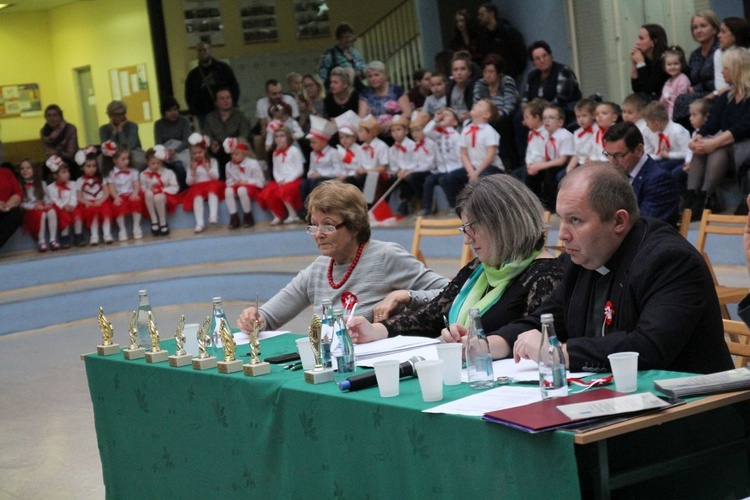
[
  {"xmin": 641, "ymin": 101, "xmax": 669, "ymax": 123},
  {"xmin": 724, "ymin": 47, "xmax": 750, "ymax": 101}
]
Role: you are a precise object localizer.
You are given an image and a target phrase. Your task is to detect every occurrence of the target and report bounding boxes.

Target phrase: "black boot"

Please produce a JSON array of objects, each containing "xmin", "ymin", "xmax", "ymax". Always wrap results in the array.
[
  {"xmin": 228, "ymin": 213, "xmax": 240, "ymax": 230},
  {"xmin": 243, "ymin": 211, "xmax": 255, "ymax": 228},
  {"xmin": 690, "ymin": 190, "xmax": 706, "ymax": 221}
]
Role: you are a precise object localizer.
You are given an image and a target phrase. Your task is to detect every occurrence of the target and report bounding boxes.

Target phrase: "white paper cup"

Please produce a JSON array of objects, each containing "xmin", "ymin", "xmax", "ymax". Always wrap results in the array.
[
  {"xmin": 295, "ymin": 338, "xmax": 316, "ymax": 370},
  {"xmin": 415, "ymin": 359, "xmax": 445, "ymax": 402},
  {"xmin": 608, "ymin": 351, "xmax": 639, "ymax": 393},
  {"xmin": 372, "ymin": 359, "xmax": 401, "ymax": 397},
  {"xmin": 435, "ymin": 344, "xmax": 463, "ymax": 386}
]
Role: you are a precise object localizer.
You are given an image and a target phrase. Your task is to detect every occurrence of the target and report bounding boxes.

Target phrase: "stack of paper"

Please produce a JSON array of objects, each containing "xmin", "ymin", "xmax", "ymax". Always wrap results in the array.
[
  {"xmin": 654, "ymin": 368, "xmax": 750, "ymax": 398},
  {"xmin": 354, "ymin": 336, "xmax": 440, "ymax": 367}
]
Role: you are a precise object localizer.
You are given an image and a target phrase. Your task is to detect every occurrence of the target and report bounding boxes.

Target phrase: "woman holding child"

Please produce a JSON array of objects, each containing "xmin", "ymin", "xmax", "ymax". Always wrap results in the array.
[
  {"xmin": 349, "ymin": 175, "xmax": 562, "ymax": 343},
  {"xmin": 237, "ymin": 181, "xmax": 448, "ymax": 332}
]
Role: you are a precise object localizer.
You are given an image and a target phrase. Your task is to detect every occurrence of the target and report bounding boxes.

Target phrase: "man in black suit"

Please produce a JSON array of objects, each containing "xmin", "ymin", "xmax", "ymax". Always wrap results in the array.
[
  {"xmin": 604, "ymin": 122, "xmax": 680, "ymax": 226},
  {"xmin": 474, "ymin": 163, "xmax": 732, "ymax": 374}
]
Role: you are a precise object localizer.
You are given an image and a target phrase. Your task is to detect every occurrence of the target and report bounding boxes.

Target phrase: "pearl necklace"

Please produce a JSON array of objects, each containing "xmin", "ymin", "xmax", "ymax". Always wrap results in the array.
[{"xmin": 328, "ymin": 242, "xmax": 366, "ymax": 289}]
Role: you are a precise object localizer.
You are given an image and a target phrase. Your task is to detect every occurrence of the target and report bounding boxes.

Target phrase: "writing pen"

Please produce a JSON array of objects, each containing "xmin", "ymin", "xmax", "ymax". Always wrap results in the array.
[
  {"xmin": 284, "ymin": 361, "xmax": 302, "ymax": 370},
  {"xmin": 443, "ymin": 315, "xmax": 450, "ymax": 330},
  {"xmin": 289, "ymin": 362, "xmax": 304, "ymax": 371}
]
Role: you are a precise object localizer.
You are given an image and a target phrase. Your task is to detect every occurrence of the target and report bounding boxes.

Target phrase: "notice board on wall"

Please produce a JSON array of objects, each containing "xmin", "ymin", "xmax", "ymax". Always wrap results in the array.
[
  {"xmin": 0, "ymin": 83, "xmax": 42, "ymax": 118},
  {"xmin": 108, "ymin": 64, "xmax": 152, "ymax": 123}
]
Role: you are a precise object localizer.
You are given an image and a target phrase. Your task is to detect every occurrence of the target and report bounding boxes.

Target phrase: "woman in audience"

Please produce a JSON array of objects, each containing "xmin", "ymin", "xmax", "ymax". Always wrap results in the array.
[
  {"xmin": 358, "ymin": 61, "xmax": 411, "ymax": 128},
  {"xmin": 673, "ymin": 10, "xmax": 721, "ymax": 124},
  {"xmin": 473, "ymin": 53, "xmax": 520, "ymax": 167},
  {"xmin": 237, "ymin": 180, "xmax": 449, "ymax": 331},
  {"xmin": 297, "ymin": 74, "xmax": 327, "ymax": 133},
  {"xmin": 318, "ymin": 22, "xmax": 365, "ymax": 89},
  {"xmin": 448, "ymin": 9, "xmax": 480, "ymax": 60},
  {"xmin": 630, "ymin": 24, "xmax": 670, "ymax": 101},
  {"xmin": 349, "ymin": 174, "xmax": 562, "ymax": 342},
  {"xmin": 407, "ymin": 68, "xmax": 433, "ymax": 111},
  {"xmin": 40, "ymin": 105, "xmax": 79, "ymax": 176},
  {"xmin": 713, "ymin": 17, "xmax": 750, "ymax": 96},
  {"xmin": 444, "ymin": 51, "xmax": 476, "ymax": 124},
  {"xmin": 324, "ymin": 67, "xmax": 360, "ymax": 119},
  {"xmin": 521, "ymin": 40, "xmax": 582, "ymax": 114},
  {"xmin": 687, "ymin": 48, "xmax": 750, "ymax": 216}
]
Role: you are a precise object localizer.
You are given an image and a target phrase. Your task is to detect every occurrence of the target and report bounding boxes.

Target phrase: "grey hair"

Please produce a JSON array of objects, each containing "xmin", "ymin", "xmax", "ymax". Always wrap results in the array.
[
  {"xmin": 456, "ymin": 175, "xmax": 546, "ymax": 266},
  {"xmin": 330, "ymin": 66, "xmax": 354, "ymax": 87},
  {"xmin": 366, "ymin": 60, "xmax": 388, "ymax": 78}
]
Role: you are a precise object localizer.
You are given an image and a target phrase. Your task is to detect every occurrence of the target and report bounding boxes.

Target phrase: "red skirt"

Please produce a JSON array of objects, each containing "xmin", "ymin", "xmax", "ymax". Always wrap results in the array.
[
  {"xmin": 111, "ymin": 195, "xmax": 142, "ymax": 218},
  {"xmin": 83, "ymin": 200, "xmax": 114, "ymax": 228},
  {"xmin": 258, "ymin": 179, "xmax": 302, "ymax": 217},
  {"xmin": 227, "ymin": 184, "xmax": 262, "ymax": 200},
  {"xmin": 53, "ymin": 204, "xmax": 85, "ymax": 231},
  {"xmin": 182, "ymin": 180, "xmax": 225, "ymax": 211}
]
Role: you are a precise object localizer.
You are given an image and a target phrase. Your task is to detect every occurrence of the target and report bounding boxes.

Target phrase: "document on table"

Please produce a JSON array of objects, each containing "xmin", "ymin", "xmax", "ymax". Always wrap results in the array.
[
  {"xmin": 234, "ymin": 331, "xmax": 290, "ymax": 345},
  {"xmin": 355, "ymin": 336, "xmax": 440, "ymax": 367},
  {"xmin": 424, "ymin": 386, "xmax": 542, "ymax": 416},
  {"xmin": 556, "ymin": 392, "xmax": 669, "ymax": 420}
]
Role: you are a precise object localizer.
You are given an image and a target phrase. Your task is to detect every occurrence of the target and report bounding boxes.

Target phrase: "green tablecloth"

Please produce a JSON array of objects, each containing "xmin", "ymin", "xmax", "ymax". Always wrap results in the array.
[{"xmin": 85, "ymin": 334, "xmax": 581, "ymax": 499}]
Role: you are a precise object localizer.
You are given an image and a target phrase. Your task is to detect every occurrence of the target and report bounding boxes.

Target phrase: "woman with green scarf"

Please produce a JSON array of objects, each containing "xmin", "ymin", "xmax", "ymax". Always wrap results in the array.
[{"xmin": 348, "ymin": 174, "xmax": 562, "ymax": 344}]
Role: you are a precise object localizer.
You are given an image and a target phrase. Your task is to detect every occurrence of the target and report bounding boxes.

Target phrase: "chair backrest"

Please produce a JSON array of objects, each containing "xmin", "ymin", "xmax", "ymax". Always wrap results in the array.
[
  {"xmin": 723, "ymin": 319, "xmax": 750, "ymax": 368},
  {"xmin": 695, "ymin": 209, "xmax": 745, "ymax": 254},
  {"xmin": 678, "ymin": 209, "xmax": 692, "ymax": 239},
  {"xmin": 410, "ymin": 216, "xmax": 468, "ymax": 268}
]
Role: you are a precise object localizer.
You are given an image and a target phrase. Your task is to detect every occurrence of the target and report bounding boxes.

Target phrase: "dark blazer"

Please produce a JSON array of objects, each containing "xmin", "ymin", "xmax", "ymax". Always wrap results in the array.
[
  {"xmin": 631, "ymin": 156, "xmax": 680, "ymax": 226},
  {"xmin": 493, "ymin": 218, "xmax": 733, "ymax": 374},
  {"xmin": 740, "ymin": 295, "xmax": 750, "ymax": 327}
]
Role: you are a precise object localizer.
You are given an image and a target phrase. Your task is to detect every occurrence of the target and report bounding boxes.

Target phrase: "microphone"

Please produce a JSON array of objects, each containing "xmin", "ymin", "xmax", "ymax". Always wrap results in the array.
[{"xmin": 338, "ymin": 356, "xmax": 425, "ymax": 392}]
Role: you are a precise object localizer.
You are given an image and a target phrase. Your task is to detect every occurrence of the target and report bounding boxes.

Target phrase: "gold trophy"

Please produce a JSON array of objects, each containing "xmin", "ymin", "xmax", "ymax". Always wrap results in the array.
[
  {"xmin": 192, "ymin": 316, "xmax": 217, "ymax": 370},
  {"xmin": 123, "ymin": 310, "xmax": 146, "ymax": 360},
  {"xmin": 217, "ymin": 319, "xmax": 243, "ymax": 373},
  {"xmin": 96, "ymin": 307, "xmax": 120, "ymax": 356},
  {"xmin": 243, "ymin": 316, "xmax": 270, "ymax": 377},
  {"xmin": 145, "ymin": 311, "xmax": 168, "ymax": 363},
  {"xmin": 169, "ymin": 315, "xmax": 192, "ymax": 367},
  {"xmin": 304, "ymin": 314, "xmax": 333, "ymax": 384}
]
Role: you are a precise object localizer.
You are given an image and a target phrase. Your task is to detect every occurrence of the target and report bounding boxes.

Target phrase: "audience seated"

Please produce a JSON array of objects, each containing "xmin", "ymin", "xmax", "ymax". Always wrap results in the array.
[
  {"xmin": 99, "ymin": 101, "xmax": 145, "ymax": 170},
  {"xmin": 630, "ymin": 24, "xmax": 670, "ymax": 101},
  {"xmin": 317, "ymin": 22, "xmax": 365, "ymax": 90},
  {"xmin": 204, "ymin": 88, "xmax": 252, "ymax": 180},
  {"xmin": 184, "ymin": 42, "xmax": 240, "ymax": 130},
  {"xmin": 40, "ymin": 105, "xmax": 79, "ymax": 177},
  {"xmin": 358, "ymin": 60, "xmax": 411, "ymax": 130},
  {"xmin": 0, "ymin": 163, "xmax": 23, "ymax": 249},
  {"xmin": 153, "ymin": 96, "xmax": 192, "ymax": 191}
]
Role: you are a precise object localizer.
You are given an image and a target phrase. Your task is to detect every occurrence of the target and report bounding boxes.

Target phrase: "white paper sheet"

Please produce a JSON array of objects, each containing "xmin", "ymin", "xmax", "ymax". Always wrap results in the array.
[
  {"xmin": 357, "ymin": 345, "xmax": 440, "ymax": 367},
  {"xmin": 459, "ymin": 358, "xmax": 593, "ymax": 383},
  {"xmin": 233, "ymin": 330, "xmax": 290, "ymax": 345},
  {"xmin": 556, "ymin": 392, "xmax": 669, "ymax": 420},
  {"xmin": 424, "ymin": 386, "xmax": 542, "ymax": 416}
]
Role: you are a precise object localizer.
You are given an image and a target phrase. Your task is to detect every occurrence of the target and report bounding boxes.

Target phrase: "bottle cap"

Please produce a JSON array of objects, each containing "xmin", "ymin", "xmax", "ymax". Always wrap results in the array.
[
  {"xmin": 338, "ymin": 380, "xmax": 351, "ymax": 391},
  {"xmin": 212, "ymin": 297, "xmax": 222, "ymax": 303},
  {"xmin": 540, "ymin": 313, "xmax": 554, "ymax": 323}
]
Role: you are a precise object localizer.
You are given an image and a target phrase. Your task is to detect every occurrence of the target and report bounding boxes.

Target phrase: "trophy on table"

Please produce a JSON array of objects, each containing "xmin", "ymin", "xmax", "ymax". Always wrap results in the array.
[
  {"xmin": 218, "ymin": 319, "xmax": 243, "ymax": 373},
  {"xmin": 192, "ymin": 316, "xmax": 217, "ymax": 370},
  {"xmin": 144, "ymin": 311, "xmax": 168, "ymax": 363},
  {"xmin": 123, "ymin": 310, "xmax": 146, "ymax": 360},
  {"xmin": 169, "ymin": 315, "xmax": 192, "ymax": 367},
  {"xmin": 96, "ymin": 307, "xmax": 120, "ymax": 356},
  {"xmin": 304, "ymin": 314, "xmax": 333, "ymax": 384},
  {"xmin": 243, "ymin": 315, "xmax": 270, "ymax": 377}
]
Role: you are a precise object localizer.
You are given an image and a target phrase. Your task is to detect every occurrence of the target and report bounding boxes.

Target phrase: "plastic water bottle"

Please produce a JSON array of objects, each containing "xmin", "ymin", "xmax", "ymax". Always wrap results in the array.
[
  {"xmin": 136, "ymin": 290, "xmax": 155, "ymax": 349},
  {"xmin": 538, "ymin": 313, "xmax": 569, "ymax": 399},
  {"xmin": 320, "ymin": 298, "xmax": 333, "ymax": 368},
  {"xmin": 331, "ymin": 307, "xmax": 355, "ymax": 377},
  {"xmin": 209, "ymin": 297, "xmax": 230, "ymax": 351},
  {"xmin": 466, "ymin": 308, "xmax": 494, "ymax": 389}
]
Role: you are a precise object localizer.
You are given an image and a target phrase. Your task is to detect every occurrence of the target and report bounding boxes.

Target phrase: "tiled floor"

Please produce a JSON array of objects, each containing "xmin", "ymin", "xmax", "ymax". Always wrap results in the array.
[{"xmin": 0, "ymin": 217, "xmax": 746, "ymax": 499}]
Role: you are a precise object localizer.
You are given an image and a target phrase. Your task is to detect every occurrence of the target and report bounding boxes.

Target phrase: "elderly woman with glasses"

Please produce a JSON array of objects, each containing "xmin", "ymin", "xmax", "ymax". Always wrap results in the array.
[
  {"xmin": 348, "ymin": 174, "xmax": 562, "ymax": 344},
  {"xmin": 237, "ymin": 180, "xmax": 449, "ymax": 332}
]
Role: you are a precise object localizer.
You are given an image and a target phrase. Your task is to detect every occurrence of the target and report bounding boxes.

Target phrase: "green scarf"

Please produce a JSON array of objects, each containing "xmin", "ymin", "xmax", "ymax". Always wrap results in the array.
[{"xmin": 449, "ymin": 249, "xmax": 541, "ymax": 327}]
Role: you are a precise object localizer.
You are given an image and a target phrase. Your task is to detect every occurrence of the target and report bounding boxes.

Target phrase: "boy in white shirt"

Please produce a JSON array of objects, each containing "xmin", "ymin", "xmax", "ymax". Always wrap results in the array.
[
  {"xmin": 423, "ymin": 73, "xmax": 448, "ymax": 117},
  {"xmin": 522, "ymin": 98, "xmax": 549, "ymax": 181},
  {"xmin": 388, "ymin": 114, "xmax": 417, "ymax": 215},
  {"xmin": 409, "ymin": 112, "xmax": 437, "ymax": 215},
  {"xmin": 565, "ymin": 98, "xmax": 598, "ymax": 177},
  {"xmin": 355, "ymin": 114, "xmax": 389, "ymax": 203},
  {"xmin": 641, "ymin": 101, "xmax": 691, "ymax": 191},
  {"xmin": 622, "ymin": 94, "xmax": 656, "ymax": 155},
  {"xmin": 425, "ymin": 108, "xmax": 463, "ymax": 210},
  {"xmin": 527, "ymin": 105, "xmax": 574, "ymax": 211},
  {"xmin": 223, "ymin": 137, "xmax": 265, "ymax": 229},
  {"xmin": 300, "ymin": 116, "xmax": 339, "ymax": 217},
  {"xmin": 333, "ymin": 110, "xmax": 363, "ymax": 182}
]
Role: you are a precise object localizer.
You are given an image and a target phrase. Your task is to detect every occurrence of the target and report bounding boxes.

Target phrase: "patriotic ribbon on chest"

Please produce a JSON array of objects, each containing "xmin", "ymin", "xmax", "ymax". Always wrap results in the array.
[
  {"xmin": 657, "ymin": 133, "xmax": 671, "ymax": 155},
  {"xmin": 601, "ymin": 300, "xmax": 615, "ymax": 336},
  {"xmin": 414, "ymin": 140, "xmax": 429, "ymax": 154},
  {"xmin": 528, "ymin": 129, "xmax": 543, "ymax": 144},
  {"xmin": 394, "ymin": 143, "xmax": 407, "ymax": 153},
  {"xmin": 274, "ymin": 147, "xmax": 289, "ymax": 161},
  {"xmin": 595, "ymin": 127, "xmax": 608, "ymax": 146},
  {"xmin": 465, "ymin": 125, "xmax": 479, "ymax": 147},
  {"xmin": 362, "ymin": 144, "xmax": 375, "ymax": 159},
  {"xmin": 434, "ymin": 126, "xmax": 450, "ymax": 135},
  {"xmin": 56, "ymin": 182, "xmax": 70, "ymax": 198},
  {"xmin": 342, "ymin": 149, "xmax": 355, "ymax": 164},
  {"xmin": 144, "ymin": 171, "xmax": 164, "ymax": 194}
]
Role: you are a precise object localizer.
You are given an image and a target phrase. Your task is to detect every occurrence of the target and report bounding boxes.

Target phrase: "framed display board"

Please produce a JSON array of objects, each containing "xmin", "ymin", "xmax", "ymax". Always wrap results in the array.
[
  {"xmin": 240, "ymin": 0, "xmax": 278, "ymax": 43},
  {"xmin": 293, "ymin": 0, "xmax": 330, "ymax": 38},
  {"xmin": 108, "ymin": 64, "xmax": 152, "ymax": 124},
  {"xmin": 184, "ymin": 0, "xmax": 225, "ymax": 47},
  {"xmin": 0, "ymin": 83, "xmax": 42, "ymax": 118}
]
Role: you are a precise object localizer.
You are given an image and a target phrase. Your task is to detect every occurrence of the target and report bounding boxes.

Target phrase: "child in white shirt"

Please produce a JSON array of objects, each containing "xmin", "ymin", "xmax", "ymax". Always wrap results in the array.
[
  {"xmin": 141, "ymin": 146, "xmax": 181, "ymax": 236},
  {"xmin": 424, "ymin": 107, "xmax": 463, "ymax": 210},
  {"xmin": 423, "ymin": 73, "xmax": 448, "ymax": 117},
  {"xmin": 565, "ymin": 98, "xmax": 599, "ymax": 176},
  {"xmin": 265, "ymin": 103, "xmax": 304, "ymax": 151},
  {"xmin": 223, "ymin": 137, "xmax": 265, "ymax": 229},
  {"xmin": 76, "ymin": 148, "xmax": 113, "ymax": 245},
  {"xmin": 333, "ymin": 111, "xmax": 364, "ymax": 182},
  {"xmin": 527, "ymin": 105, "xmax": 574, "ymax": 211},
  {"xmin": 300, "ymin": 116, "xmax": 339, "ymax": 217},
  {"xmin": 105, "ymin": 146, "xmax": 142, "ymax": 241},
  {"xmin": 18, "ymin": 158, "xmax": 58, "ymax": 251},
  {"xmin": 47, "ymin": 156, "xmax": 84, "ymax": 248},
  {"xmin": 183, "ymin": 133, "xmax": 222, "ymax": 233},
  {"xmin": 389, "ymin": 115, "xmax": 417, "ymax": 215},
  {"xmin": 523, "ymin": 98, "xmax": 549, "ymax": 172},
  {"xmin": 642, "ymin": 101, "xmax": 691, "ymax": 191},
  {"xmin": 259, "ymin": 127, "xmax": 305, "ymax": 225}
]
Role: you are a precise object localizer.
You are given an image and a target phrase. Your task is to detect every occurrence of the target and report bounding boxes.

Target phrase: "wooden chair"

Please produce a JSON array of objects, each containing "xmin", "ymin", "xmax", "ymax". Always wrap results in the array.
[
  {"xmin": 723, "ymin": 319, "xmax": 750, "ymax": 368},
  {"xmin": 678, "ymin": 209, "xmax": 692, "ymax": 239},
  {"xmin": 410, "ymin": 216, "xmax": 473, "ymax": 269},
  {"xmin": 695, "ymin": 209, "xmax": 747, "ymax": 319}
]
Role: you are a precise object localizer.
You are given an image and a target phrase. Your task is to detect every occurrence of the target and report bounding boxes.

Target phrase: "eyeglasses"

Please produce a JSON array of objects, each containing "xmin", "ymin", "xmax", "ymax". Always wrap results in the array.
[
  {"xmin": 602, "ymin": 149, "xmax": 633, "ymax": 161},
  {"xmin": 305, "ymin": 222, "xmax": 345, "ymax": 235},
  {"xmin": 458, "ymin": 221, "xmax": 477, "ymax": 235}
]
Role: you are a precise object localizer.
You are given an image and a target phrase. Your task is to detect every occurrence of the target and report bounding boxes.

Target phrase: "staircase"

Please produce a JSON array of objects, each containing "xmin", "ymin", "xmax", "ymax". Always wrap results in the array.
[{"xmin": 354, "ymin": 0, "xmax": 423, "ymax": 91}]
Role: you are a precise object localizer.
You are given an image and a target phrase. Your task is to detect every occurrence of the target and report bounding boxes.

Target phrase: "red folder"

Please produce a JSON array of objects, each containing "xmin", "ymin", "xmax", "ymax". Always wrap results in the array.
[{"xmin": 483, "ymin": 388, "xmax": 625, "ymax": 433}]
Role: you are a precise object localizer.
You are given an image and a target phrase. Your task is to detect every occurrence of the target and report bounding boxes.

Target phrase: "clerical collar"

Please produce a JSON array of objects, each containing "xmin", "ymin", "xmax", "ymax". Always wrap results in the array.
[{"xmin": 596, "ymin": 266, "xmax": 610, "ymax": 275}]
